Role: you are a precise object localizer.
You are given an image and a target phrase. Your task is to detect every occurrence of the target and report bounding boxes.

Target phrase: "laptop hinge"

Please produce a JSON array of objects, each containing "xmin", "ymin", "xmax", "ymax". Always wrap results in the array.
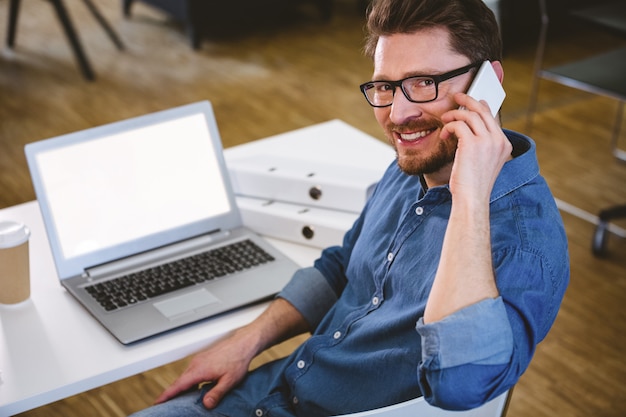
[{"xmin": 84, "ymin": 229, "xmax": 231, "ymax": 281}]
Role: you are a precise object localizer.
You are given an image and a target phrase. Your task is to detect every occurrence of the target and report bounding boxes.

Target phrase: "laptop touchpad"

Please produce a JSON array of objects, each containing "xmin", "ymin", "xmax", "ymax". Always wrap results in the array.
[{"xmin": 154, "ymin": 289, "xmax": 220, "ymax": 320}]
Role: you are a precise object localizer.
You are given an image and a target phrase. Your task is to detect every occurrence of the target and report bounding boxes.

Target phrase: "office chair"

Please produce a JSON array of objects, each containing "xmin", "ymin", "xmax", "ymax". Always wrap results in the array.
[
  {"xmin": 334, "ymin": 389, "xmax": 511, "ymax": 417},
  {"xmin": 6, "ymin": 0, "xmax": 125, "ymax": 81},
  {"xmin": 526, "ymin": 0, "xmax": 626, "ymax": 256}
]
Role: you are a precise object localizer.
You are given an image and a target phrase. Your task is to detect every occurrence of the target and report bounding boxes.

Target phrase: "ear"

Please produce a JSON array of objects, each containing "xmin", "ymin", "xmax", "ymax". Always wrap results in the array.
[{"xmin": 491, "ymin": 60, "xmax": 504, "ymax": 83}]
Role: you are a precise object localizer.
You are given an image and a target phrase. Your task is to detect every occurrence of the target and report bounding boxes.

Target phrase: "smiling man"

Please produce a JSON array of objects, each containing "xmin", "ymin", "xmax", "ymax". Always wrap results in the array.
[{"xmin": 130, "ymin": 1, "xmax": 569, "ymax": 416}]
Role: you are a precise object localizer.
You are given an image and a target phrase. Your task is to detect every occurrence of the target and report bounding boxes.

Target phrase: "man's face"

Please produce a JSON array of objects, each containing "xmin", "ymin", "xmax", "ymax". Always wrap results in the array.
[{"xmin": 372, "ymin": 27, "xmax": 475, "ymax": 177}]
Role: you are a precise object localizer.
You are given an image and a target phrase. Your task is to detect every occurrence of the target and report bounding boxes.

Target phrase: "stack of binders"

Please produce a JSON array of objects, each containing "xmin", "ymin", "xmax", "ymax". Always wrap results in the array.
[{"xmin": 225, "ymin": 121, "xmax": 395, "ymax": 249}]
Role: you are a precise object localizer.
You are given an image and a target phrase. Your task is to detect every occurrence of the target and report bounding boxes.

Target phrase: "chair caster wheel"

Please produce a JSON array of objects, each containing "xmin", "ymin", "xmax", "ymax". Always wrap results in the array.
[{"xmin": 592, "ymin": 220, "xmax": 609, "ymax": 257}]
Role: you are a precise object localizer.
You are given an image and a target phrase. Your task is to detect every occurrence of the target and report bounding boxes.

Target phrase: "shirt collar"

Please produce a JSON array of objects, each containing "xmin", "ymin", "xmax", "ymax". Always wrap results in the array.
[{"xmin": 489, "ymin": 129, "xmax": 540, "ymax": 203}]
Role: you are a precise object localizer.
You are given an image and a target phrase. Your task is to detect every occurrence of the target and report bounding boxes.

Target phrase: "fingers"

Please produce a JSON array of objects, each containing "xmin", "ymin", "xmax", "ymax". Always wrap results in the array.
[
  {"xmin": 450, "ymin": 93, "xmax": 495, "ymax": 118},
  {"xmin": 201, "ymin": 378, "xmax": 235, "ymax": 409},
  {"xmin": 153, "ymin": 344, "xmax": 250, "ymax": 408},
  {"xmin": 154, "ymin": 372, "xmax": 203, "ymax": 404},
  {"xmin": 441, "ymin": 93, "xmax": 497, "ymax": 138},
  {"xmin": 440, "ymin": 114, "xmax": 485, "ymax": 142},
  {"xmin": 440, "ymin": 93, "xmax": 512, "ymax": 200},
  {"xmin": 441, "ymin": 93, "xmax": 511, "ymax": 158},
  {"xmin": 155, "ymin": 371, "xmax": 239, "ymax": 410}
]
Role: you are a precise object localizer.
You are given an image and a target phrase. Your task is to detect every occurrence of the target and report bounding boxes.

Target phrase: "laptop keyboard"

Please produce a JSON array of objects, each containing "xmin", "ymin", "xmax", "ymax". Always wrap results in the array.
[{"xmin": 84, "ymin": 239, "xmax": 275, "ymax": 311}]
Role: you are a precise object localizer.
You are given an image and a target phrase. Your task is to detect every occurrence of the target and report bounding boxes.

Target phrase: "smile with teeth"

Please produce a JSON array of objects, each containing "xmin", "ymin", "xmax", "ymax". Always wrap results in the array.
[{"xmin": 399, "ymin": 128, "xmax": 436, "ymax": 141}]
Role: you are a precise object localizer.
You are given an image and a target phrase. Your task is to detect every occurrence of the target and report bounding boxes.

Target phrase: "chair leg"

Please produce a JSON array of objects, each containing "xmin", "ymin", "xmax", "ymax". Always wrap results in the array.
[
  {"xmin": 123, "ymin": 0, "xmax": 134, "ymax": 17},
  {"xmin": 593, "ymin": 103, "xmax": 626, "ymax": 256},
  {"xmin": 82, "ymin": 0, "xmax": 125, "ymax": 50},
  {"xmin": 188, "ymin": 28, "xmax": 201, "ymax": 50},
  {"xmin": 6, "ymin": 0, "xmax": 20, "ymax": 48},
  {"xmin": 49, "ymin": 0, "xmax": 96, "ymax": 81},
  {"xmin": 185, "ymin": 21, "xmax": 201, "ymax": 50},
  {"xmin": 317, "ymin": 0, "xmax": 333, "ymax": 21},
  {"xmin": 525, "ymin": 0, "xmax": 549, "ymax": 133},
  {"xmin": 593, "ymin": 205, "xmax": 626, "ymax": 256},
  {"xmin": 185, "ymin": 1, "xmax": 202, "ymax": 50},
  {"xmin": 610, "ymin": 101, "xmax": 625, "ymax": 162}
]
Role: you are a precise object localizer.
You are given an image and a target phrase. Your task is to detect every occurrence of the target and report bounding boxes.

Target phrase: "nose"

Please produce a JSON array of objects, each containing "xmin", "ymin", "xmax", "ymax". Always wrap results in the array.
[{"xmin": 389, "ymin": 88, "xmax": 423, "ymax": 125}]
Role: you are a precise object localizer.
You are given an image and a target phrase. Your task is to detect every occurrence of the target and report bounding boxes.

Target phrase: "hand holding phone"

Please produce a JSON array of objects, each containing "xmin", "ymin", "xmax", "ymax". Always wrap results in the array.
[{"xmin": 462, "ymin": 60, "xmax": 506, "ymax": 117}]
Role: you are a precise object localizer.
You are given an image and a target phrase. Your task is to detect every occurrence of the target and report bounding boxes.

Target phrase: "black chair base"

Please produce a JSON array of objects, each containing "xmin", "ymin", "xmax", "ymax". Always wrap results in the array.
[
  {"xmin": 526, "ymin": 0, "xmax": 626, "ymax": 256},
  {"xmin": 593, "ymin": 205, "xmax": 626, "ymax": 257},
  {"xmin": 6, "ymin": 0, "xmax": 124, "ymax": 81}
]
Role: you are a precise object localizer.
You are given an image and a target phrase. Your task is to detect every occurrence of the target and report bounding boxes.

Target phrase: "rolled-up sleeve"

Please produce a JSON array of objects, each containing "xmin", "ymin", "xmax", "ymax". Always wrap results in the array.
[
  {"xmin": 416, "ymin": 297, "xmax": 513, "ymax": 368},
  {"xmin": 277, "ymin": 266, "xmax": 338, "ymax": 330},
  {"xmin": 415, "ymin": 297, "xmax": 514, "ymax": 409}
]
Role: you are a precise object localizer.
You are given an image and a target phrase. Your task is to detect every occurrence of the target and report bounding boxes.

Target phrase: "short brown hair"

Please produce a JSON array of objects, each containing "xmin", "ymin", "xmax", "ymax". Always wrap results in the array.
[{"xmin": 364, "ymin": 0, "xmax": 502, "ymax": 64}]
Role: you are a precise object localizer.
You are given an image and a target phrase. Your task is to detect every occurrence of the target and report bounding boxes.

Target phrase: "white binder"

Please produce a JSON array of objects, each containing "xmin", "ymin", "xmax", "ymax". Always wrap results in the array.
[
  {"xmin": 236, "ymin": 196, "xmax": 359, "ymax": 249},
  {"xmin": 224, "ymin": 120, "xmax": 396, "ymax": 248},
  {"xmin": 228, "ymin": 155, "xmax": 380, "ymax": 213}
]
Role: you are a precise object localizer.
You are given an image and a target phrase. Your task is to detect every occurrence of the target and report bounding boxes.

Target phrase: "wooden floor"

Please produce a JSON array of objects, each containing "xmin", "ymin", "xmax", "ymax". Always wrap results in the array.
[{"xmin": 1, "ymin": 0, "xmax": 625, "ymax": 415}]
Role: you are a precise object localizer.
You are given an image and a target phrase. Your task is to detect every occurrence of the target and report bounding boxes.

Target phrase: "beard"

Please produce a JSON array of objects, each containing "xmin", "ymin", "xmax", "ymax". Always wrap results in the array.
[{"xmin": 385, "ymin": 120, "xmax": 458, "ymax": 176}]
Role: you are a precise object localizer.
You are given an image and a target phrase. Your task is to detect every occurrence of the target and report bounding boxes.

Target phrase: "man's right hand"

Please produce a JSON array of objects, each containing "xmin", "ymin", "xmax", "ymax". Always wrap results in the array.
[
  {"xmin": 154, "ymin": 297, "xmax": 310, "ymax": 409},
  {"xmin": 154, "ymin": 326, "xmax": 259, "ymax": 409}
]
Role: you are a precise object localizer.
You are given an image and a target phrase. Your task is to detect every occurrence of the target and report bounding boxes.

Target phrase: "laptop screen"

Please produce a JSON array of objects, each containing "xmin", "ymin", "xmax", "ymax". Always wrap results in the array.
[
  {"xmin": 34, "ymin": 113, "xmax": 230, "ymax": 259},
  {"xmin": 26, "ymin": 101, "xmax": 242, "ymax": 280}
]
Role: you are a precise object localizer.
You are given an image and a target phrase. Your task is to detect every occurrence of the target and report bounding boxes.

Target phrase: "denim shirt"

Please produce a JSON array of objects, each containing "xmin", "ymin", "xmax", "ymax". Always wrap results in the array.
[{"xmin": 215, "ymin": 129, "xmax": 569, "ymax": 417}]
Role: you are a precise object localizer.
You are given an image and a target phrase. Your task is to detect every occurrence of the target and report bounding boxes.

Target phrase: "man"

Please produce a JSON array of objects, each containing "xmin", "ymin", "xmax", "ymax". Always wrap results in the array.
[{"xmin": 131, "ymin": 0, "xmax": 569, "ymax": 415}]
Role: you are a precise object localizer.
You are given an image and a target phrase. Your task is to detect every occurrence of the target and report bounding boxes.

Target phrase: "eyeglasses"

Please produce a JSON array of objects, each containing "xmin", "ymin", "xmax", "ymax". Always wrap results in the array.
[{"xmin": 359, "ymin": 62, "xmax": 481, "ymax": 108}]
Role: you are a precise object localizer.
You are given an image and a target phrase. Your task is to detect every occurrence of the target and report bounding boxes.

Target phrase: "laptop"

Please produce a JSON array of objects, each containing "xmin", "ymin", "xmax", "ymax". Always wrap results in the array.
[{"xmin": 24, "ymin": 101, "xmax": 300, "ymax": 345}]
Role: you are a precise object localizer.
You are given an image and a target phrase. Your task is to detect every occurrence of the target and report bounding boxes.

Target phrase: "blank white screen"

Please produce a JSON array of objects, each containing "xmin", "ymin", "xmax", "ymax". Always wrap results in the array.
[{"xmin": 35, "ymin": 113, "xmax": 231, "ymax": 259}]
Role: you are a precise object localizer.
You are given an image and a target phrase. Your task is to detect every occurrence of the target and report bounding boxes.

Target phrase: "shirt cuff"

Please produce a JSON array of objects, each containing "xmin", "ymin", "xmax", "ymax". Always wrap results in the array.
[
  {"xmin": 277, "ymin": 266, "xmax": 338, "ymax": 330},
  {"xmin": 416, "ymin": 297, "xmax": 513, "ymax": 369}
]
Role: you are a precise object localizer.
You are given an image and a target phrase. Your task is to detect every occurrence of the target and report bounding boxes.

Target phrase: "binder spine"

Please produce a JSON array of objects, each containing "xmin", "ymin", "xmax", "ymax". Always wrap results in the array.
[
  {"xmin": 236, "ymin": 196, "xmax": 359, "ymax": 249},
  {"xmin": 228, "ymin": 156, "xmax": 380, "ymax": 213}
]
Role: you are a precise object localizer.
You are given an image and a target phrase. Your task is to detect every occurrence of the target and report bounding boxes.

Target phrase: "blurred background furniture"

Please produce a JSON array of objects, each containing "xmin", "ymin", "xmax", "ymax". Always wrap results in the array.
[
  {"xmin": 122, "ymin": 0, "xmax": 333, "ymax": 49},
  {"xmin": 6, "ymin": 0, "xmax": 124, "ymax": 81},
  {"xmin": 526, "ymin": 0, "xmax": 626, "ymax": 256},
  {"xmin": 497, "ymin": 0, "xmax": 593, "ymax": 53}
]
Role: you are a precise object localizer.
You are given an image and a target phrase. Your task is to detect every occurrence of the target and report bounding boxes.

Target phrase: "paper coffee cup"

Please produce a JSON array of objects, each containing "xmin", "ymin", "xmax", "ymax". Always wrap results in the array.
[{"xmin": 0, "ymin": 221, "xmax": 31, "ymax": 304}]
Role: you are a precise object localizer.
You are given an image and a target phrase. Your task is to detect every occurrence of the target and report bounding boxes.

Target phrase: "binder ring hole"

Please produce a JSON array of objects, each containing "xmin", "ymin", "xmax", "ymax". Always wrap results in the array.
[
  {"xmin": 309, "ymin": 186, "xmax": 322, "ymax": 200},
  {"xmin": 302, "ymin": 225, "xmax": 315, "ymax": 240}
]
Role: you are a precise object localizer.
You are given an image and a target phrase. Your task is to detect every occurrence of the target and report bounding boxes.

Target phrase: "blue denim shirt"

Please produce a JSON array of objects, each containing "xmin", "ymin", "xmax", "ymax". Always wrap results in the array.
[{"xmin": 215, "ymin": 129, "xmax": 569, "ymax": 417}]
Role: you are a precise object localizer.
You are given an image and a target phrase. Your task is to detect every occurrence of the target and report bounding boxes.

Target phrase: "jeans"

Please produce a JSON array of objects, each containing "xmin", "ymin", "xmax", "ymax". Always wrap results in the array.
[{"xmin": 129, "ymin": 385, "xmax": 227, "ymax": 417}]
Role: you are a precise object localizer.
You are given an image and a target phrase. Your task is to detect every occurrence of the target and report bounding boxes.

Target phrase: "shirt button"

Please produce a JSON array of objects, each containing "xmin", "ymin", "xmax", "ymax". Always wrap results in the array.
[
  {"xmin": 387, "ymin": 252, "xmax": 394, "ymax": 262},
  {"xmin": 372, "ymin": 296, "xmax": 380, "ymax": 306},
  {"xmin": 293, "ymin": 396, "xmax": 299, "ymax": 405},
  {"xmin": 415, "ymin": 206, "xmax": 424, "ymax": 215},
  {"xmin": 255, "ymin": 409, "xmax": 264, "ymax": 417},
  {"xmin": 297, "ymin": 360, "xmax": 306, "ymax": 369},
  {"xmin": 333, "ymin": 331, "xmax": 341, "ymax": 339}
]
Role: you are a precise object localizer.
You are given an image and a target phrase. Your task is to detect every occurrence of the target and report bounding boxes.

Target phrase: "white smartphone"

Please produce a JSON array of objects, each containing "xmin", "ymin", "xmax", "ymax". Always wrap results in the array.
[{"xmin": 463, "ymin": 60, "xmax": 506, "ymax": 117}]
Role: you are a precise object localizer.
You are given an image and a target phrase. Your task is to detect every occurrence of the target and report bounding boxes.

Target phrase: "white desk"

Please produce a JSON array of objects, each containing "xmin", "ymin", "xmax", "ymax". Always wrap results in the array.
[{"xmin": 0, "ymin": 120, "xmax": 393, "ymax": 415}]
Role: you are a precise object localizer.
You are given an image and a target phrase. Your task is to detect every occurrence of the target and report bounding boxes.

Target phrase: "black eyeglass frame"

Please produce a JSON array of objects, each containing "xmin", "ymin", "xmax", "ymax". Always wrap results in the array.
[{"xmin": 359, "ymin": 62, "xmax": 482, "ymax": 108}]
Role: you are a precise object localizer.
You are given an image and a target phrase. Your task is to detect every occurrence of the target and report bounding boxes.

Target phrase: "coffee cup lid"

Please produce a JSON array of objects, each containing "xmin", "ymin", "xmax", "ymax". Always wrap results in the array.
[{"xmin": 0, "ymin": 221, "xmax": 31, "ymax": 248}]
